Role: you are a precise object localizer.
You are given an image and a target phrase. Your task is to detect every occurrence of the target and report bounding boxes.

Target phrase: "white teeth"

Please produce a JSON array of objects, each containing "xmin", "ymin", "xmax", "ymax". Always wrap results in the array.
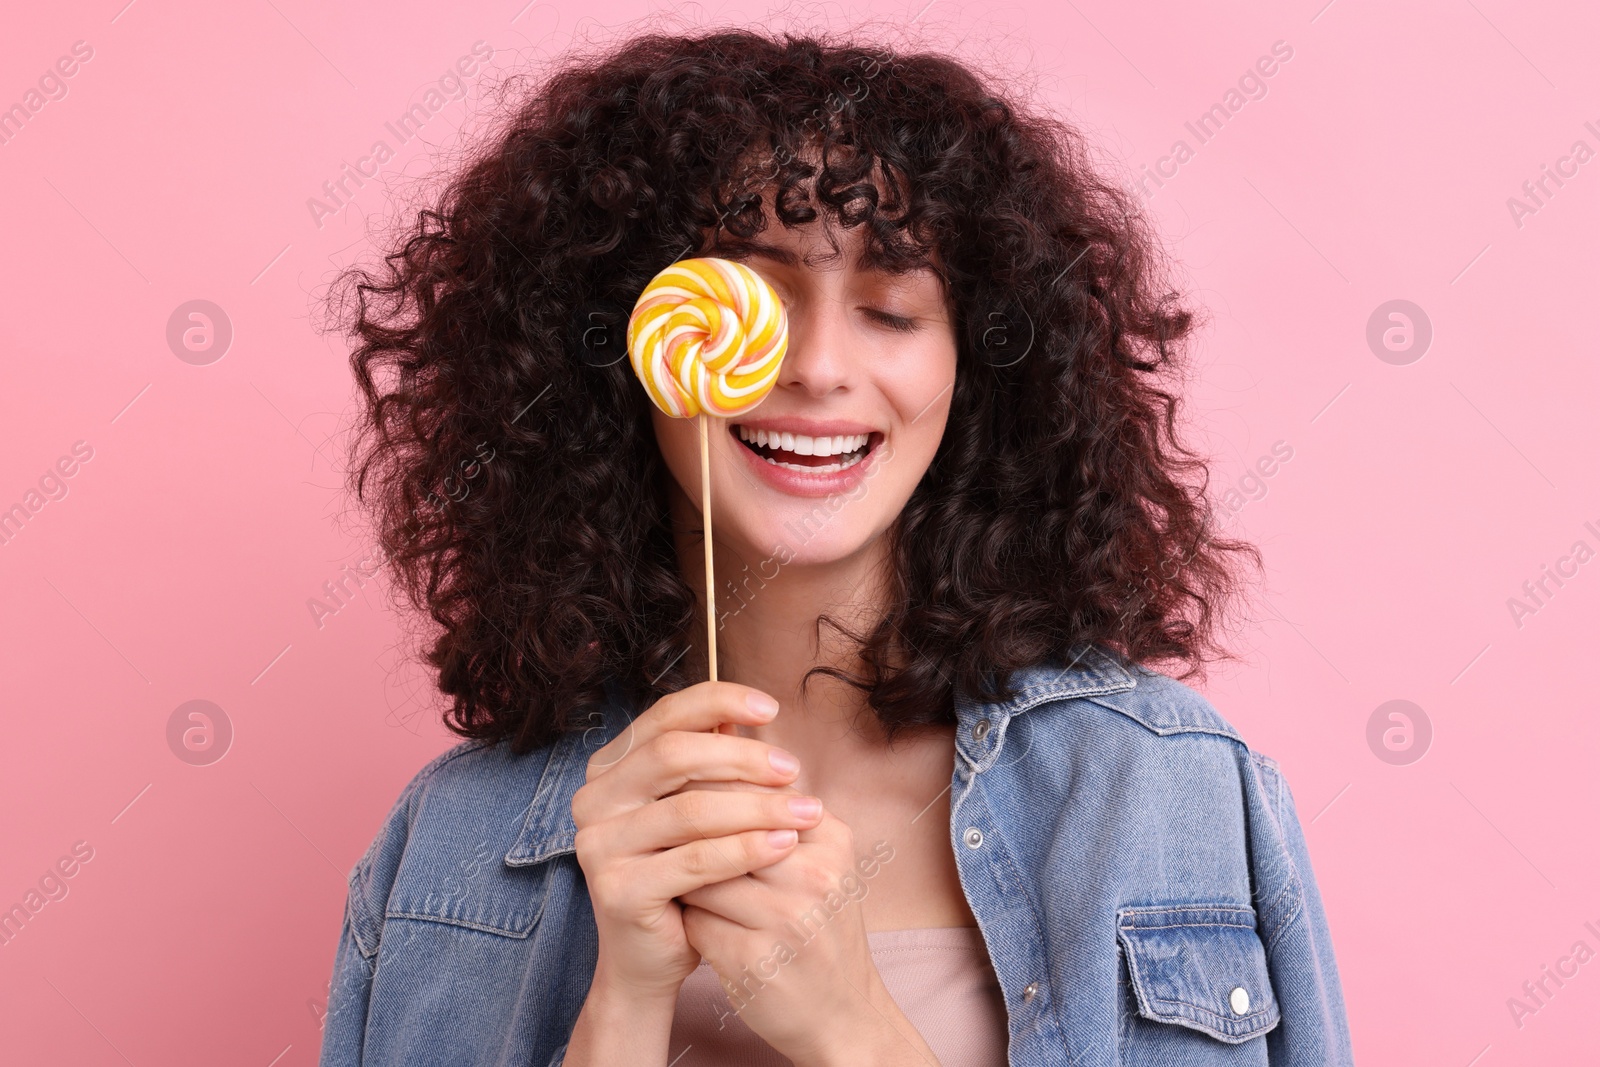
[
  {"xmin": 759, "ymin": 450, "xmax": 869, "ymax": 474},
  {"xmin": 735, "ymin": 425, "xmax": 871, "ymax": 458}
]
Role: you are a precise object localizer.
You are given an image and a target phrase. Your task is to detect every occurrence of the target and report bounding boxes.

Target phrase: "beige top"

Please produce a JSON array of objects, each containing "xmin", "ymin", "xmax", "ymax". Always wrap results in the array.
[{"xmin": 667, "ymin": 925, "xmax": 1010, "ymax": 1066}]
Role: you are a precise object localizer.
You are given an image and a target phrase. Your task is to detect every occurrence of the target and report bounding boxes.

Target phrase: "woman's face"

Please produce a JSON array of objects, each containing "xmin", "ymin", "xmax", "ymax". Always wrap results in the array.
[{"xmin": 649, "ymin": 214, "xmax": 957, "ymax": 573}]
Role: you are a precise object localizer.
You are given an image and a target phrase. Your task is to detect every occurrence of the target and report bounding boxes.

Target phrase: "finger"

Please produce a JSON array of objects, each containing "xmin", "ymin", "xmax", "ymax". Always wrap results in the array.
[
  {"xmin": 638, "ymin": 826, "xmax": 802, "ymax": 901},
  {"xmin": 578, "ymin": 729, "xmax": 803, "ymax": 825},
  {"xmin": 662, "ymin": 778, "xmax": 802, "ymax": 798},
  {"xmin": 586, "ymin": 681, "xmax": 780, "ymax": 779},
  {"xmin": 602, "ymin": 789, "xmax": 823, "ymax": 857},
  {"xmin": 735, "ymin": 807, "xmax": 843, "ymax": 877},
  {"xmin": 677, "ymin": 875, "xmax": 768, "ymax": 929},
  {"xmin": 680, "ymin": 902, "xmax": 744, "ymax": 960},
  {"xmin": 792, "ymin": 805, "xmax": 852, "ymax": 851}
]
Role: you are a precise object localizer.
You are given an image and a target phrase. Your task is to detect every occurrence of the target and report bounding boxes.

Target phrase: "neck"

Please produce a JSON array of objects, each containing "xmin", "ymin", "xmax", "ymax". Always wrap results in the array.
[{"xmin": 668, "ymin": 486, "xmax": 897, "ymax": 762}]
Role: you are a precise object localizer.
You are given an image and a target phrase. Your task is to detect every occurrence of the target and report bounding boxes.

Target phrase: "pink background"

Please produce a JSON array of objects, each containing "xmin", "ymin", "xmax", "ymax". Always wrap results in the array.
[{"xmin": 2, "ymin": 0, "xmax": 1596, "ymax": 1063}]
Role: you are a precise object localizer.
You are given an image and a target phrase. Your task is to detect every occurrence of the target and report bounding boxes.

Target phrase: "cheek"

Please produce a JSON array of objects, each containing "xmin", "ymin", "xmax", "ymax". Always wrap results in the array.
[
  {"xmin": 652, "ymin": 409, "xmax": 688, "ymax": 453},
  {"xmin": 890, "ymin": 342, "xmax": 957, "ymax": 442},
  {"xmin": 650, "ymin": 411, "xmax": 699, "ymax": 489}
]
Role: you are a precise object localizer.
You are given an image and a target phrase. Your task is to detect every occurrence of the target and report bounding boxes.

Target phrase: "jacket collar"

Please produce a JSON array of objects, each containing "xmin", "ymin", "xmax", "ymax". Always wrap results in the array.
[
  {"xmin": 503, "ymin": 643, "xmax": 1137, "ymax": 868},
  {"xmin": 951, "ymin": 642, "xmax": 1138, "ymax": 774}
]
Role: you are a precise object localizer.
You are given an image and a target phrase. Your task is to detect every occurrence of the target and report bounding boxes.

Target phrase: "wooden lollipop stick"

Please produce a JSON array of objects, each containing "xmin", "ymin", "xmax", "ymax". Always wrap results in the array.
[
  {"xmin": 627, "ymin": 258, "xmax": 789, "ymax": 738},
  {"xmin": 699, "ymin": 412, "xmax": 718, "ymax": 684},
  {"xmin": 699, "ymin": 415, "xmax": 737, "ymax": 736}
]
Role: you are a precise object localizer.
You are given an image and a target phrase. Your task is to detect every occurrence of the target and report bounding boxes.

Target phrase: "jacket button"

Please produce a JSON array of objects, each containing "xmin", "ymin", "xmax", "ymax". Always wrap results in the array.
[
  {"xmin": 1229, "ymin": 986, "xmax": 1251, "ymax": 1015},
  {"xmin": 1022, "ymin": 981, "xmax": 1039, "ymax": 1002},
  {"xmin": 963, "ymin": 827, "xmax": 984, "ymax": 848},
  {"xmin": 973, "ymin": 718, "xmax": 990, "ymax": 740}
]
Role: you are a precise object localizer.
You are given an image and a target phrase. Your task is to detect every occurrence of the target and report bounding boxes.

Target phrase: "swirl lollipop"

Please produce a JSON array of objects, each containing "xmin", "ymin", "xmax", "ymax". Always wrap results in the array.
[
  {"xmin": 627, "ymin": 257, "xmax": 789, "ymax": 686},
  {"xmin": 627, "ymin": 257, "xmax": 788, "ymax": 418}
]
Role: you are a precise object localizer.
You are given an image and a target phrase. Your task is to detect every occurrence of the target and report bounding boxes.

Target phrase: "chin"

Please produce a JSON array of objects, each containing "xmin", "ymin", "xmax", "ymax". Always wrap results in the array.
[{"xmin": 735, "ymin": 507, "xmax": 882, "ymax": 568}]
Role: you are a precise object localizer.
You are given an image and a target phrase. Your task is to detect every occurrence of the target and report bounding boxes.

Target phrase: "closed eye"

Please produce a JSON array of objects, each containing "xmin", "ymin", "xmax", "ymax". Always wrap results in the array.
[{"xmin": 865, "ymin": 308, "xmax": 919, "ymax": 333}]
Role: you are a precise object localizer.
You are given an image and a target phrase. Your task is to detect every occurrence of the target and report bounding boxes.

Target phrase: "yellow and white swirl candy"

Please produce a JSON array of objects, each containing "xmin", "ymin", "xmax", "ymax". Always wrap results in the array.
[{"xmin": 626, "ymin": 257, "xmax": 788, "ymax": 419}]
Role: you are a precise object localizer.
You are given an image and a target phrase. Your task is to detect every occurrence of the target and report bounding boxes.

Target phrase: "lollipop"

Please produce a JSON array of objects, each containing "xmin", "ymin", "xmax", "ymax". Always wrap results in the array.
[
  {"xmin": 626, "ymin": 257, "xmax": 788, "ymax": 419},
  {"xmin": 626, "ymin": 257, "xmax": 789, "ymax": 688}
]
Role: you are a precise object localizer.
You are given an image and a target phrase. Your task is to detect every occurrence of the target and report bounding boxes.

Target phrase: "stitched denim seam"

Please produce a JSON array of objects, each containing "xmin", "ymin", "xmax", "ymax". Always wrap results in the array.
[
  {"xmin": 1250, "ymin": 755, "xmax": 1307, "ymax": 952},
  {"xmin": 384, "ymin": 910, "xmax": 542, "ymax": 939},
  {"xmin": 1263, "ymin": 897, "xmax": 1306, "ymax": 956},
  {"xmin": 1117, "ymin": 904, "xmax": 1256, "ymax": 925},
  {"xmin": 1080, "ymin": 695, "xmax": 1245, "ymax": 744},
  {"xmin": 344, "ymin": 892, "xmax": 380, "ymax": 973},
  {"xmin": 1120, "ymin": 921, "xmax": 1256, "ymax": 931},
  {"xmin": 346, "ymin": 858, "xmax": 382, "ymax": 962},
  {"xmin": 1136, "ymin": 992, "xmax": 1275, "ymax": 1029}
]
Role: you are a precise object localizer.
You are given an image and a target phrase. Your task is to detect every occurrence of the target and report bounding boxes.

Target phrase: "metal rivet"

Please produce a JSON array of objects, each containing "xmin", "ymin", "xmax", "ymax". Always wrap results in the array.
[
  {"xmin": 963, "ymin": 827, "xmax": 984, "ymax": 848},
  {"xmin": 1229, "ymin": 986, "xmax": 1250, "ymax": 1015},
  {"xmin": 1022, "ymin": 981, "xmax": 1039, "ymax": 1002},
  {"xmin": 973, "ymin": 718, "xmax": 990, "ymax": 740}
]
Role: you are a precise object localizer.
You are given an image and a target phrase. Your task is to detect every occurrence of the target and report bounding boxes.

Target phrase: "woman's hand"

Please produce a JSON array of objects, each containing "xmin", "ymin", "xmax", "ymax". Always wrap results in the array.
[
  {"xmin": 676, "ymin": 806, "xmax": 944, "ymax": 1067},
  {"xmin": 569, "ymin": 681, "xmax": 825, "ymax": 1002}
]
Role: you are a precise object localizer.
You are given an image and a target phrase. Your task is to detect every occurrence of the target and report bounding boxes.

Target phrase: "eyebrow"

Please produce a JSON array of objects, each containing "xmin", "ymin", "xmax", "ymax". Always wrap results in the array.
[
  {"xmin": 712, "ymin": 240, "xmax": 804, "ymax": 268},
  {"xmin": 712, "ymin": 239, "xmax": 937, "ymax": 279}
]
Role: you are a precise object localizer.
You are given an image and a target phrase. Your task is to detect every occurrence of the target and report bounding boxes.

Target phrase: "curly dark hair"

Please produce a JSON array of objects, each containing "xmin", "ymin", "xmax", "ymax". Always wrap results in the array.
[{"xmin": 330, "ymin": 24, "xmax": 1262, "ymax": 755}]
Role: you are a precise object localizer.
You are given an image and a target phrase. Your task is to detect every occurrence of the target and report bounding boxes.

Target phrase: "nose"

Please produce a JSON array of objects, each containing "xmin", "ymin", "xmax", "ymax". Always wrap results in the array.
[{"xmin": 776, "ymin": 292, "xmax": 852, "ymax": 399}]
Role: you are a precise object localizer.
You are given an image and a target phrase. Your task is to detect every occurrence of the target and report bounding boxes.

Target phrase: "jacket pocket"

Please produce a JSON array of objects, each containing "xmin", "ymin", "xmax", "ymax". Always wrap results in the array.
[
  {"xmin": 1115, "ymin": 904, "xmax": 1280, "ymax": 1049},
  {"xmin": 383, "ymin": 837, "xmax": 553, "ymax": 939}
]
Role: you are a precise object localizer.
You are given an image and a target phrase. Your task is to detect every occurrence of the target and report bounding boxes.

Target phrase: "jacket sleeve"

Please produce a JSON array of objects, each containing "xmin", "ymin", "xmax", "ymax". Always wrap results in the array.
[
  {"xmin": 317, "ymin": 770, "xmax": 429, "ymax": 1067},
  {"xmin": 1246, "ymin": 751, "xmax": 1357, "ymax": 1065},
  {"xmin": 318, "ymin": 901, "xmax": 376, "ymax": 1064}
]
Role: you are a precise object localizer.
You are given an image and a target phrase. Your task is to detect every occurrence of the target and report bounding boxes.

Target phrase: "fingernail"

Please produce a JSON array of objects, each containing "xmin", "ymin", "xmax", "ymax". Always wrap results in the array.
[
  {"xmin": 767, "ymin": 829, "xmax": 798, "ymax": 848},
  {"xmin": 747, "ymin": 692, "xmax": 780, "ymax": 718},
  {"xmin": 788, "ymin": 797, "xmax": 822, "ymax": 818},
  {"xmin": 769, "ymin": 749, "xmax": 799, "ymax": 774}
]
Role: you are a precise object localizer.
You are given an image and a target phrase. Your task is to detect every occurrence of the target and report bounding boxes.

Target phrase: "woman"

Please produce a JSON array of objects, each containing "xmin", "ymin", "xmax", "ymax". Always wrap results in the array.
[{"xmin": 319, "ymin": 26, "xmax": 1354, "ymax": 1067}]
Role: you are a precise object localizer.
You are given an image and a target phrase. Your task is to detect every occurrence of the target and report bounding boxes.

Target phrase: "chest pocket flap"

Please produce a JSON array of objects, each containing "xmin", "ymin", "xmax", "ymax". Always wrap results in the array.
[
  {"xmin": 1116, "ymin": 904, "xmax": 1281, "ymax": 1043},
  {"xmin": 385, "ymin": 837, "xmax": 553, "ymax": 938}
]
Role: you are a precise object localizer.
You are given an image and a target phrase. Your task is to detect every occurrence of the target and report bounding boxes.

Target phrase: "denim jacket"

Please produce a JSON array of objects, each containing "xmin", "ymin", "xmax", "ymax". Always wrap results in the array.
[{"xmin": 318, "ymin": 643, "xmax": 1355, "ymax": 1066}]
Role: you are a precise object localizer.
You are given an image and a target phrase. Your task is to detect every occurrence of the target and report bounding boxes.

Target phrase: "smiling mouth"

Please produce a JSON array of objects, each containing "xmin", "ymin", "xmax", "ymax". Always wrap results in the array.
[{"xmin": 731, "ymin": 424, "xmax": 881, "ymax": 474}]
